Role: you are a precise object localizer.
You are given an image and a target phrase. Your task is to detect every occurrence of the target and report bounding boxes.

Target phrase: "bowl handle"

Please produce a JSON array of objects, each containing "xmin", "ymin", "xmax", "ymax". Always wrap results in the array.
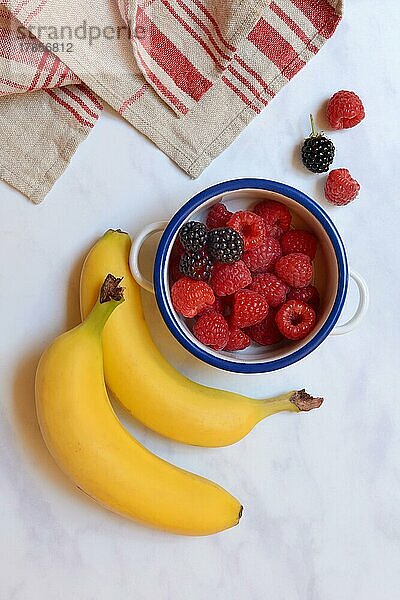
[
  {"xmin": 129, "ymin": 221, "xmax": 168, "ymax": 294},
  {"xmin": 331, "ymin": 269, "xmax": 369, "ymax": 335}
]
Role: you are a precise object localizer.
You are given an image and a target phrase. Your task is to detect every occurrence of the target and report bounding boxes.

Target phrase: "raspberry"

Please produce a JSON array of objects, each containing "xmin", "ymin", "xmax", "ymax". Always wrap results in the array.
[
  {"xmin": 193, "ymin": 311, "xmax": 229, "ymax": 350},
  {"xmin": 210, "ymin": 260, "xmax": 252, "ymax": 296},
  {"xmin": 275, "ymin": 253, "xmax": 313, "ymax": 288},
  {"xmin": 169, "ymin": 254, "xmax": 182, "ymax": 285},
  {"xmin": 326, "ymin": 90, "xmax": 365, "ymax": 130},
  {"xmin": 179, "ymin": 250, "xmax": 213, "ymax": 281},
  {"xmin": 171, "ymin": 237, "xmax": 185, "ymax": 257},
  {"xmin": 207, "ymin": 227, "xmax": 244, "ymax": 263},
  {"xmin": 197, "ymin": 296, "xmax": 223, "ymax": 316},
  {"xmin": 281, "ymin": 229, "xmax": 318, "ymax": 260},
  {"xmin": 249, "ymin": 273, "xmax": 288, "ymax": 308},
  {"xmin": 301, "ymin": 114, "xmax": 335, "ymax": 174},
  {"xmin": 179, "ymin": 221, "xmax": 208, "ymax": 253},
  {"xmin": 253, "ymin": 200, "xmax": 292, "ymax": 239},
  {"xmin": 206, "ymin": 203, "xmax": 233, "ymax": 229},
  {"xmin": 227, "ymin": 211, "xmax": 266, "ymax": 251},
  {"xmin": 275, "ymin": 300, "xmax": 316, "ymax": 340},
  {"xmin": 169, "ymin": 236, "xmax": 185, "ymax": 284},
  {"xmin": 325, "ymin": 168, "xmax": 360, "ymax": 206},
  {"xmin": 287, "ymin": 285, "xmax": 320, "ymax": 310},
  {"xmin": 224, "ymin": 327, "xmax": 251, "ymax": 351},
  {"xmin": 243, "ymin": 237, "xmax": 282, "ymax": 273},
  {"xmin": 231, "ymin": 289, "xmax": 269, "ymax": 328},
  {"xmin": 171, "ymin": 277, "xmax": 215, "ymax": 318},
  {"xmin": 246, "ymin": 310, "xmax": 283, "ymax": 346},
  {"xmin": 219, "ymin": 294, "xmax": 233, "ymax": 319}
]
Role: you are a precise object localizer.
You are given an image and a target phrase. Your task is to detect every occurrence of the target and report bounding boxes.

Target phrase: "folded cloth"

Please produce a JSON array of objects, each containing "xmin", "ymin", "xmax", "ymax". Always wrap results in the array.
[
  {"xmin": 0, "ymin": 0, "xmax": 343, "ymax": 203},
  {"xmin": 119, "ymin": 0, "xmax": 268, "ymax": 114}
]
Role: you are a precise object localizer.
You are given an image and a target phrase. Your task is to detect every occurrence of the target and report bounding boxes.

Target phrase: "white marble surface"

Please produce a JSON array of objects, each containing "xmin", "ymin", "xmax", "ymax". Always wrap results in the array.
[{"xmin": 1, "ymin": 2, "xmax": 400, "ymax": 598}]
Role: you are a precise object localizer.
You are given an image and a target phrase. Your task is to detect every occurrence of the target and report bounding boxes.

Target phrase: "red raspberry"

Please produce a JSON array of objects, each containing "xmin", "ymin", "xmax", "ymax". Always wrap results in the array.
[
  {"xmin": 281, "ymin": 229, "xmax": 318, "ymax": 260},
  {"xmin": 326, "ymin": 90, "xmax": 365, "ymax": 130},
  {"xmin": 246, "ymin": 310, "xmax": 283, "ymax": 346},
  {"xmin": 169, "ymin": 237, "xmax": 185, "ymax": 284},
  {"xmin": 171, "ymin": 237, "xmax": 185, "ymax": 256},
  {"xmin": 275, "ymin": 253, "xmax": 313, "ymax": 288},
  {"xmin": 325, "ymin": 169, "xmax": 360, "ymax": 206},
  {"xmin": 287, "ymin": 285, "xmax": 320, "ymax": 310},
  {"xmin": 243, "ymin": 237, "xmax": 282, "ymax": 273},
  {"xmin": 220, "ymin": 294, "xmax": 233, "ymax": 319},
  {"xmin": 231, "ymin": 289, "xmax": 269, "ymax": 328},
  {"xmin": 169, "ymin": 254, "xmax": 182, "ymax": 285},
  {"xmin": 249, "ymin": 273, "xmax": 288, "ymax": 308},
  {"xmin": 253, "ymin": 199, "xmax": 292, "ymax": 239},
  {"xmin": 210, "ymin": 260, "xmax": 252, "ymax": 296},
  {"xmin": 193, "ymin": 311, "xmax": 229, "ymax": 350},
  {"xmin": 227, "ymin": 211, "xmax": 266, "ymax": 251},
  {"xmin": 275, "ymin": 300, "xmax": 316, "ymax": 340},
  {"xmin": 206, "ymin": 202, "xmax": 233, "ymax": 229},
  {"xmin": 224, "ymin": 327, "xmax": 251, "ymax": 351},
  {"xmin": 198, "ymin": 296, "xmax": 223, "ymax": 316},
  {"xmin": 171, "ymin": 277, "xmax": 215, "ymax": 318}
]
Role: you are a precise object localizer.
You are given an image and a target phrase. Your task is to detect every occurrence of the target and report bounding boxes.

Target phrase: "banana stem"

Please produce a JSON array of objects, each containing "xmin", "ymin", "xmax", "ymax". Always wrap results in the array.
[
  {"xmin": 259, "ymin": 389, "xmax": 323, "ymax": 419},
  {"xmin": 85, "ymin": 274, "xmax": 125, "ymax": 333},
  {"xmin": 290, "ymin": 389, "xmax": 324, "ymax": 411}
]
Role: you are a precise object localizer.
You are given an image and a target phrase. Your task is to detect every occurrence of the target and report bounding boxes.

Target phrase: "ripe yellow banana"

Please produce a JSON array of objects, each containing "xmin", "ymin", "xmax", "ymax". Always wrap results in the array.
[
  {"xmin": 36, "ymin": 275, "xmax": 242, "ymax": 535},
  {"xmin": 80, "ymin": 230, "xmax": 323, "ymax": 447}
]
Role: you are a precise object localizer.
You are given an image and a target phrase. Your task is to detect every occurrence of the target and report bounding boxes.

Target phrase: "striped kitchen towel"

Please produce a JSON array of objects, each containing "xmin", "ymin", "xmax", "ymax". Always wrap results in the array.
[{"xmin": 0, "ymin": 0, "xmax": 343, "ymax": 203}]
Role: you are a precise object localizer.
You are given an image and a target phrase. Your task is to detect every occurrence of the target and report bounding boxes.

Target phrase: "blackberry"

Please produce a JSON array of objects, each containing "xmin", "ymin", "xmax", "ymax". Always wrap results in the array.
[
  {"xmin": 179, "ymin": 250, "xmax": 213, "ymax": 281},
  {"xmin": 207, "ymin": 227, "xmax": 244, "ymax": 264},
  {"xmin": 179, "ymin": 221, "xmax": 208, "ymax": 253},
  {"xmin": 301, "ymin": 114, "xmax": 335, "ymax": 173}
]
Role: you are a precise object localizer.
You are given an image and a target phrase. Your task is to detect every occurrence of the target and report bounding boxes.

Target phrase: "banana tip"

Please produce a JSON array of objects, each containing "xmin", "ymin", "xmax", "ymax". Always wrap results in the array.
[{"xmin": 105, "ymin": 228, "xmax": 129, "ymax": 235}]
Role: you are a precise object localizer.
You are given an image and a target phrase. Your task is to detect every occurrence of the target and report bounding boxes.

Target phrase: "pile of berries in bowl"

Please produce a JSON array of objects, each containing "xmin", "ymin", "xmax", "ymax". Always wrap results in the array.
[{"xmin": 169, "ymin": 199, "xmax": 320, "ymax": 353}]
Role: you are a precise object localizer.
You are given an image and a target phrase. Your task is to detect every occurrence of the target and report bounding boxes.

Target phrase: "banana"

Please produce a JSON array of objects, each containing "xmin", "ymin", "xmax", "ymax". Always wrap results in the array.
[
  {"xmin": 80, "ymin": 230, "xmax": 323, "ymax": 447},
  {"xmin": 36, "ymin": 274, "xmax": 242, "ymax": 535}
]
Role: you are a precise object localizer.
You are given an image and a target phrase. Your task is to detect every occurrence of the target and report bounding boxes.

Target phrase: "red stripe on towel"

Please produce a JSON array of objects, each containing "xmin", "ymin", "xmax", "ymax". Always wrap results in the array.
[
  {"xmin": 290, "ymin": 0, "xmax": 341, "ymax": 37},
  {"xmin": 190, "ymin": 0, "xmax": 236, "ymax": 52},
  {"xmin": 136, "ymin": 5, "xmax": 212, "ymax": 101},
  {"xmin": 54, "ymin": 66, "xmax": 69, "ymax": 86},
  {"xmin": 270, "ymin": 1, "xmax": 318, "ymax": 52},
  {"xmin": 136, "ymin": 47, "xmax": 189, "ymax": 114},
  {"xmin": 233, "ymin": 55, "xmax": 275, "ymax": 98},
  {"xmin": 227, "ymin": 65, "xmax": 268, "ymax": 106},
  {"xmin": 24, "ymin": 0, "xmax": 48, "ymax": 25},
  {"xmin": 222, "ymin": 76, "xmax": 261, "ymax": 113},
  {"xmin": 14, "ymin": 0, "xmax": 30, "ymax": 16},
  {"xmin": 0, "ymin": 77, "xmax": 26, "ymax": 90},
  {"xmin": 42, "ymin": 56, "xmax": 60, "ymax": 88},
  {"xmin": 119, "ymin": 84, "xmax": 148, "ymax": 114},
  {"xmin": 28, "ymin": 51, "xmax": 49, "ymax": 90},
  {"xmin": 59, "ymin": 87, "xmax": 100, "ymax": 119},
  {"xmin": 248, "ymin": 18, "xmax": 305, "ymax": 74},
  {"xmin": 174, "ymin": 0, "xmax": 231, "ymax": 61},
  {"xmin": 45, "ymin": 89, "xmax": 94, "ymax": 127},
  {"xmin": 78, "ymin": 84, "xmax": 104, "ymax": 111},
  {"xmin": 159, "ymin": 0, "xmax": 224, "ymax": 70}
]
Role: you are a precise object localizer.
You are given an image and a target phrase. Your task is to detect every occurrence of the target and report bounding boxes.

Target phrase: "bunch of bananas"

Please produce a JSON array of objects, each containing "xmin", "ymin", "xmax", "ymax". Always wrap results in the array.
[{"xmin": 35, "ymin": 230, "xmax": 323, "ymax": 536}]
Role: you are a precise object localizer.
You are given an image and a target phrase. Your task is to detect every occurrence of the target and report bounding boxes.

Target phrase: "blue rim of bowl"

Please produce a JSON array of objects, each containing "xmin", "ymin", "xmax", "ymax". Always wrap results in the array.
[{"xmin": 154, "ymin": 178, "xmax": 348, "ymax": 373}]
